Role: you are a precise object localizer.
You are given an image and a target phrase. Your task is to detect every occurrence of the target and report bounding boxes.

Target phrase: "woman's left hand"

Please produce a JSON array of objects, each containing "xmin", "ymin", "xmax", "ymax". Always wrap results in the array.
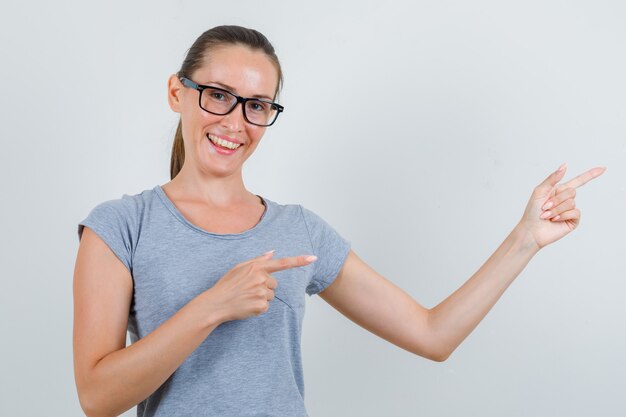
[{"xmin": 518, "ymin": 163, "xmax": 606, "ymax": 250}]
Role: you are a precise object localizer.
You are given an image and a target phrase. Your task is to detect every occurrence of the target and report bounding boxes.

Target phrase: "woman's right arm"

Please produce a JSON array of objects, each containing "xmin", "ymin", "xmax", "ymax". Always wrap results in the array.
[
  {"xmin": 73, "ymin": 227, "xmax": 316, "ymax": 417},
  {"xmin": 73, "ymin": 227, "xmax": 224, "ymax": 417}
]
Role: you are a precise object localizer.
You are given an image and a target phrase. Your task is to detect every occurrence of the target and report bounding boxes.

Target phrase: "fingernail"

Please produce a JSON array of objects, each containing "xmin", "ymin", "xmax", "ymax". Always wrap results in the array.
[
  {"xmin": 264, "ymin": 249, "xmax": 276, "ymax": 256},
  {"xmin": 540, "ymin": 211, "xmax": 552, "ymax": 219},
  {"xmin": 557, "ymin": 163, "xmax": 567, "ymax": 172},
  {"xmin": 305, "ymin": 255, "xmax": 318, "ymax": 262},
  {"xmin": 551, "ymin": 215, "xmax": 561, "ymax": 221},
  {"xmin": 542, "ymin": 201, "xmax": 553, "ymax": 210}
]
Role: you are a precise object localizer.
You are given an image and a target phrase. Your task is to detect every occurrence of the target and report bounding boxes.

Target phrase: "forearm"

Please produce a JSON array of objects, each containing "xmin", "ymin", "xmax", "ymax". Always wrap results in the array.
[
  {"xmin": 427, "ymin": 223, "xmax": 540, "ymax": 360},
  {"xmin": 79, "ymin": 291, "xmax": 224, "ymax": 417}
]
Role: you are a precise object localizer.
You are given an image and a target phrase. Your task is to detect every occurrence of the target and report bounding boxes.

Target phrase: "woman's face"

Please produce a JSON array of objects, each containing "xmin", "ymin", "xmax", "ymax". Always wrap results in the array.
[{"xmin": 168, "ymin": 44, "xmax": 279, "ymax": 179}]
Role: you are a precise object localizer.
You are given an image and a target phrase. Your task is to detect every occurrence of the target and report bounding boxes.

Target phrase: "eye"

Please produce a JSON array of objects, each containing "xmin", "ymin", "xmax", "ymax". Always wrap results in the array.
[
  {"xmin": 210, "ymin": 91, "xmax": 226, "ymax": 101},
  {"xmin": 248, "ymin": 101, "xmax": 268, "ymax": 113},
  {"xmin": 203, "ymin": 87, "xmax": 232, "ymax": 102}
]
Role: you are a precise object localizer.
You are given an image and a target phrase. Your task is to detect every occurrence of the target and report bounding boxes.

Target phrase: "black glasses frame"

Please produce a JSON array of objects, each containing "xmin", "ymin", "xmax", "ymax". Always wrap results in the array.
[{"xmin": 179, "ymin": 76, "xmax": 284, "ymax": 127}]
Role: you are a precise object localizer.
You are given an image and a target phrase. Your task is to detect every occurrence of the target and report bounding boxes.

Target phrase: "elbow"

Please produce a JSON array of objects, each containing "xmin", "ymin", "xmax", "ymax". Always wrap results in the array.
[
  {"xmin": 78, "ymin": 398, "xmax": 107, "ymax": 417},
  {"xmin": 421, "ymin": 311, "xmax": 455, "ymax": 362},
  {"xmin": 79, "ymin": 400, "xmax": 118, "ymax": 417},
  {"xmin": 76, "ymin": 380, "xmax": 117, "ymax": 417},
  {"xmin": 411, "ymin": 345, "xmax": 452, "ymax": 362},
  {"xmin": 414, "ymin": 338, "xmax": 454, "ymax": 362},
  {"xmin": 427, "ymin": 349, "xmax": 452, "ymax": 362},
  {"xmin": 78, "ymin": 392, "xmax": 112, "ymax": 417},
  {"xmin": 75, "ymin": 359, "xmax": 136, "ymax": 417}
]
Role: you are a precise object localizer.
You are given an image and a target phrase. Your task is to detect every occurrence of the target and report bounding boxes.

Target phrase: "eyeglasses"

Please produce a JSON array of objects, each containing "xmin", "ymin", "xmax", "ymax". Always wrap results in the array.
[{"xmin": 179, "ymin": 76, "xmax": 284, "ymax": 127}]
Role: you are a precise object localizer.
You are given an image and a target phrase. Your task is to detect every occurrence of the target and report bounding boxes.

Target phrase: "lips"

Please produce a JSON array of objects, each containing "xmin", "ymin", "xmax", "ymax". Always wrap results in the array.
[
  {"xmin": 206, "ymin": 132, "xmax": 243, "ymax": 149},
  {"xmin": 206, "ymin": 133, "xmax": 242, "ymax": 155}
]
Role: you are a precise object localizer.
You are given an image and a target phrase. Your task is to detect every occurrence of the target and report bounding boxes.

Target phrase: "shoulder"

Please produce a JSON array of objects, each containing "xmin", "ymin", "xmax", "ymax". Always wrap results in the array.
[
  {"xmin": 78, "ymin": 187, "xmax": 153, "ymax": 240},
  {"xmin": 261, "ymin": 196, "xmax": 334, "ymax": 227},
  {"xmin": 89, "ymin": 188, "xmax": 148, "ymax": 219},
  {"xmin": 297, "ymin": 203, "xmax": 335, "ymax": 231},
  {"xmin": 258, "ymin": 195, "xmax": 303, "ymax": 222},
  {"xmin": 262, "ymin": 197, "xmax": 326, "ymax": 228},
  {"xmin": 77, "ymin": 187, "xmax": 155, "ymax": 271}
]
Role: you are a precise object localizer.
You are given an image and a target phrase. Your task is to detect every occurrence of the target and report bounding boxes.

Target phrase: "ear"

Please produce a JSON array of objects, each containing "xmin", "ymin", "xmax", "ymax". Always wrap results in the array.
[{"xmin": 167, "ymin": 74, "xmax": 183, "ymax": 113}]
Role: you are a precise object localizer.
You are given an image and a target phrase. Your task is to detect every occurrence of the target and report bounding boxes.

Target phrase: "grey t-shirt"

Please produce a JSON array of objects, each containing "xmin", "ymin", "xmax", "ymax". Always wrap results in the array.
[{"xmin": 77, "ymin": 185, "xmax": 351, "ymax": 417}]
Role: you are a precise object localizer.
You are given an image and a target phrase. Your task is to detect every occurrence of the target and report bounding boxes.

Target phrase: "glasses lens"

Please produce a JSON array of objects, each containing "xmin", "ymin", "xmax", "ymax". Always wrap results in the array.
[
  {"xmin": 200, "ymin": 88, "xmax": 237, "ymax": 114},
  {"xmin": 244, "ymin": 100, "xmax": 279, "ymax": 126}
]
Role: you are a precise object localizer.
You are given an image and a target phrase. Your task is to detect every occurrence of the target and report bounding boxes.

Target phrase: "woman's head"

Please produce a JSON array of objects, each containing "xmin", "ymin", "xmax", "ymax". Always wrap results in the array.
[{"xmin": 168, "ymin": 25, "xmax": 283, "ymax": 180}]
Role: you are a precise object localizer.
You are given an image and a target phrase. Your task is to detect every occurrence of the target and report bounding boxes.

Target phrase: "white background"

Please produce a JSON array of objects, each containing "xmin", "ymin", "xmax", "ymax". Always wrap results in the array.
[{"xmin": 1, "ymin": 0, "xmax": 624, "ymax": 416}]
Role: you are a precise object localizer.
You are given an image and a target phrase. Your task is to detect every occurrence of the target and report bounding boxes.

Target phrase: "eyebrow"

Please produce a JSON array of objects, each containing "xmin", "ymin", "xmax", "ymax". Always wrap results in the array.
[{"xmin": 203, "ymin": 80, "xmax": 274, "ymax": 101}]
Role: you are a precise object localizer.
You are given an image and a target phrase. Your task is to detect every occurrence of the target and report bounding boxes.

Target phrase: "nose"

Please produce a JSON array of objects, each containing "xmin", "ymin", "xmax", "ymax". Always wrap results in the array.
[{"xmin": 220, "ymin": 102, "xmax": 246, "ymax": 132}]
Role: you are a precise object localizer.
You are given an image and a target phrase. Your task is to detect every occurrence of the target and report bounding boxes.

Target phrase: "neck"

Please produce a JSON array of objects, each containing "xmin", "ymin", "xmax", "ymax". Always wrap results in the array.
[{"xmin": 166, "ymin": 165, "xmax": 256, "ymax": 209}]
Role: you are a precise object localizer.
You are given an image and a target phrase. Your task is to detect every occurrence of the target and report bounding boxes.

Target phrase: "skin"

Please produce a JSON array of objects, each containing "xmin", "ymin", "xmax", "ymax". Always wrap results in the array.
[
  {"xmin": 73, "ymin": 43, "xmax": 606, "ymax": 417},
  {"xmin": 319, "ymin": 163, "xmax": 606, "ymax": 361},
  {"xmin": 161, "ymin": 44, "xmax": 279, "ymax": 231}
]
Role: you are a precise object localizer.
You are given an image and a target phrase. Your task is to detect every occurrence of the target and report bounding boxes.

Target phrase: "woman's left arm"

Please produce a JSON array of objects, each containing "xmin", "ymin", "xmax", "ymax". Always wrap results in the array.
[{"xmin": 318, "ymin": 164, "xmax": 606, "ymax": 361}]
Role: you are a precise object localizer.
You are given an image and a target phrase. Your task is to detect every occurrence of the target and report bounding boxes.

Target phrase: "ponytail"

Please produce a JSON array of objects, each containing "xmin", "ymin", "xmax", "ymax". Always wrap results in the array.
[{"xmin": 169, "ymin": 119, "xmax": 185, "ymax": 180}]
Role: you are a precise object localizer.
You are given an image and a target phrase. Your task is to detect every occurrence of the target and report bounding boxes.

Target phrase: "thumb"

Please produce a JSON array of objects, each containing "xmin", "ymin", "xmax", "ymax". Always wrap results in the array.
[{"xmin": 535, "ymin": 163, "xmax": 568, "ymax": 195}]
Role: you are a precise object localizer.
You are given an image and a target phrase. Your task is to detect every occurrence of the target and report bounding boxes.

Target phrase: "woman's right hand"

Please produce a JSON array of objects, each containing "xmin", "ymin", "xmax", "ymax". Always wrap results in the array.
[{"xmin": 206, "ymin": 251, "xmax": 318, "ymax": 322}]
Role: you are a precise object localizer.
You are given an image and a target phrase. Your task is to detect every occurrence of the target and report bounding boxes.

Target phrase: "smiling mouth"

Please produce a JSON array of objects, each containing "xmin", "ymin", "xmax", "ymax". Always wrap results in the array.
[{"xmin": 206, "ymin": 133, "xmax": 242, "ymax": 150}]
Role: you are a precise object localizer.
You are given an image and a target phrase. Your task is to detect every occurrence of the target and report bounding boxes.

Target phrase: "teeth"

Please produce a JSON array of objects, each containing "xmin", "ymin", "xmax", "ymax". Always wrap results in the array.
[{"xmin": 207, "ymin": 134, "xmax": 241, "ymax": 150}]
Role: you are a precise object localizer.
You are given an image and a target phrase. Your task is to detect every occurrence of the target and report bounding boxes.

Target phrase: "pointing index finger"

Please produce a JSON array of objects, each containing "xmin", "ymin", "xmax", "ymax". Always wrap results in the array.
[
  {"xmin": 261, "ymin": 255, "xmax": 317, "ymax": 273},
  {"xmin": 560, "ymin": 167, "xmax": 606, "ymax": 190}
]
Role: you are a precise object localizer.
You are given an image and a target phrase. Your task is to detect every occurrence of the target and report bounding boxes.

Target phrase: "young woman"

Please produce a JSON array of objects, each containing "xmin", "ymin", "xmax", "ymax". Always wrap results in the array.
[{"xmin": 73, "ymin": 25, "xmax": 605, "ymax": 417}]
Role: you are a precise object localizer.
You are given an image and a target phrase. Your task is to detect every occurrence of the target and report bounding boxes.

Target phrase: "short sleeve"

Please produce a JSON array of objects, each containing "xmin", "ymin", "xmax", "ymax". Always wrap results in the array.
[
  {"xmin": 299, "ymin": 205, "xmax": 351, "ymax": 296},
  {"xmin": 77, "ymin": 198, "xmax": 137, "ymax": 274}
]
